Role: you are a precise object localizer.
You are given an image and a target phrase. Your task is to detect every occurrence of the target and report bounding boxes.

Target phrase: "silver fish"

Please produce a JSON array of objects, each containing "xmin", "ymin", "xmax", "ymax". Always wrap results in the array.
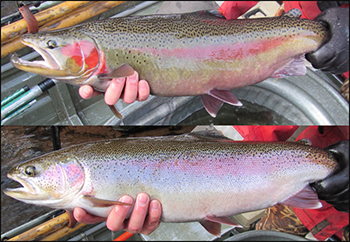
[{"xmin": 4, "ymin": 130, "xmax": 337, "ymax": 236}]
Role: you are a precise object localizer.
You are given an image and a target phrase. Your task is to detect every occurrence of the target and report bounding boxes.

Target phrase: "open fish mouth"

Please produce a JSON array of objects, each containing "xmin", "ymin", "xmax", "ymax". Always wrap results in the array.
[
  {"xmin": 10, "ymin": 39, "xmax": 70, "ymax": 77},
  {"xmin": 11, "ymin": 44, "xmax": 61, "ymax": 71},
  {"xmin": 10, "ymin": 52, "xmax": 70, "ymax": 77},
  {"xmin": 4, "ymin": 174, "xmax": 47, "ymax": 200}
]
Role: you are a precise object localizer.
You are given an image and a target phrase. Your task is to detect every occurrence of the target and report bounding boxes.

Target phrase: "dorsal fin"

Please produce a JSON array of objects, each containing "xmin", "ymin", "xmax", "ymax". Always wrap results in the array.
[
  {"xmin": 282, "ymin": 8, "xmax": 302, "ymax": 18},
  {"xmin": 296, "ymin": 138, "xmax": 312, "ymax": 146},
  {"xmin": 205, "ymin": 10, "xmax": 226, "ymax": 19},
  {"xmin": 189, "ymin": 127, "xmax": 232, "ymax": 141}
]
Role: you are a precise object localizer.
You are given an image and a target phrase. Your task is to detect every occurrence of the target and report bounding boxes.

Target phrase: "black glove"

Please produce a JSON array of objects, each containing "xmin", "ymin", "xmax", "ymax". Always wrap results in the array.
[
  {"xmin": 305, "ymin": 7, "xmax": 349, "ymax": 74},
  {"xmin": 310, "ymin": 140, "xmax": 349, "ymax": 212}
]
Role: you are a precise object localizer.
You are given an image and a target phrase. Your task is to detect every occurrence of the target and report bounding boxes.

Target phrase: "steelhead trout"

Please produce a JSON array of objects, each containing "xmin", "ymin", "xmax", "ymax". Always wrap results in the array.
[
  {"xmin": 4, "ymin": 130, "xmax": 338, "ymax": 236},
  {"xmin": 10, "ymin": 9, "xmax": 328, "ymax": 118}
]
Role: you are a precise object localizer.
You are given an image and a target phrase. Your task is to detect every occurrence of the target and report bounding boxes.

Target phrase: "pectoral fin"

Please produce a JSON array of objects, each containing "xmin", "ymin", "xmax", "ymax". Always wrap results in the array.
[
  {"xmin": 200, "ymin": 220, "xmax": 222, "ymax": 237},
  {"xmin": 109, "ymin": 105, "xmax": 123, "ymax": 119},
  {"xmin": 82, "ymin": 195, "xmax": 133, "ymax": 207},
  {"xmin": 66, "ymin": 209, "xmax": 78, "ymax": 228},
  {"xmin": 98, "ymin": 64, "xmax": 135, "ymax": 80}
]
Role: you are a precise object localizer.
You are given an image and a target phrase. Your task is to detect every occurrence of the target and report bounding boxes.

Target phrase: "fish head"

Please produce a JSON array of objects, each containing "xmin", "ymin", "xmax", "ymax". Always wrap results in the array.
[
  {"xmin": 10, "ymin": 31, "xmax": 103, "ymax": 85},
  {"xmin": 4, "ymin": 153, "xmax": 85, "ymax": 208}
]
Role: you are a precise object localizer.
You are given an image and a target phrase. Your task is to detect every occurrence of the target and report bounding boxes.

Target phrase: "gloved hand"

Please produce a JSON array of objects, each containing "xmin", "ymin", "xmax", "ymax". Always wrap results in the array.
[
  {"xmin": 306, "ymin": 7, "xmax": 349, "ymax": 74},
  {"xmin": 310, "ymin": 140, "xmax": 349, "ymax": 212}
]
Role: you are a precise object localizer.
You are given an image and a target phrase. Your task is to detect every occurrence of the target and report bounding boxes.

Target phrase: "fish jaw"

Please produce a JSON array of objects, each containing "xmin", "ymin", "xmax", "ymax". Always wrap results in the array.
[
  {"xmin": 10, "ymin": 52, "xmax": 71, "ymax": 78},
  {"xmin": 10, "ymin": 33, "xmax": 102, "ymax": 85},
  {"xmin": 4, "ymin": 173, "xmax": 51, "ymax": 201}
]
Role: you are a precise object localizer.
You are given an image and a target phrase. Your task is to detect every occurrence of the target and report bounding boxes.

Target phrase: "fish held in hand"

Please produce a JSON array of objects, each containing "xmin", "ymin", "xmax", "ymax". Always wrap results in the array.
[
  {"xmin": 4, "ymin": 130, "xmax": 338, "ymax": 236},
  {"xmin": 10, "ymin": 10, "xmax": 327, "ymax": 118}
]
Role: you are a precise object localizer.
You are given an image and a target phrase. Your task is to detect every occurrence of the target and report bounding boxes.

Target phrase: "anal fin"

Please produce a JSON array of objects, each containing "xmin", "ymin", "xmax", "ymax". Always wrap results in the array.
[
  {"xmin": 281, "ymin": 185, "xmax": 322, "ymax": 209},
  {"xmin": 272, "ymin": 54, "xmax": 306, "ymax": 78},
  {"xmin": 201, "ymin": 94, "xmax": 224, "ymax": 118},
  {"xmin": 201, "ymin": 89, "xmax": 242, "ymax": 118},
  {"xmin": 208, "ymin": 89, "xmax": 242, "ymax": 106}
]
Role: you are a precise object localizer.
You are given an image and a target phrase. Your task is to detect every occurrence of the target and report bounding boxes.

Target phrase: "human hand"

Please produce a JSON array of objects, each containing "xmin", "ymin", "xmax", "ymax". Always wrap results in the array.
[
  {"xmin": 79, "ymin": 71, "xmax": 150, "ymax": 105},
  {"xmin": 73, "ymin": 193, "xmax": 162, "ymax": 235},
  {"xmin": 310, "ymin": 140, "xmax": 349, "ymax": 212},
  {"xmin": 306, "ymin": 7, "xmax": 349, "ymax": 74}
]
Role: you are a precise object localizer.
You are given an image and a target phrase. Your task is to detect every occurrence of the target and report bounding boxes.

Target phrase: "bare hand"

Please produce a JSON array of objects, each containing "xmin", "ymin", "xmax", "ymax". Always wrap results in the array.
[
  {"xmin": 73, "ymin": 193, "xmax": 162, "ymax": 235},
  {"xmin": 79, "ymin": 71, "xmax": 150, "ymax": 105}
]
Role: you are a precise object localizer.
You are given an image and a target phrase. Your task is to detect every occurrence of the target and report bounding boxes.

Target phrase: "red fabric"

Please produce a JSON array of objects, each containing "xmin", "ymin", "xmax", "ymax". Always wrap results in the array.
[
  {"xmin": 219, "ymin": 1, "xmax": 322, "ymax": 20},
  {"xmin": 343, "ymin": 71, "xmax": 349, "ymax": 79},
  {"xmin": 293, "ymin": 202, "xmax": 349, "ymax": 240},
  {"xmin": 295, "ymin": 126, "xmax": 349, "ymax": 148},
  {"xmin": 218, "ymin": 1, "xmax": 258, "ymax": 20},
  {"xmin": 283, "ymin": 1, "xmax": 322, "ymax": 20},
  {"xmin": 232, "ymin": 125, "xmax": 349, "ymax": 240},
  {"xmin": 232, "ymin": 125, "xmax": 299, "ymax": 141}
]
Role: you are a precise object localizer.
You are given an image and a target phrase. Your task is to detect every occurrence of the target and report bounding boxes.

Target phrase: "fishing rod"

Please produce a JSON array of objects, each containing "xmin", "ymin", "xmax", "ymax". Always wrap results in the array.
[{"xmin": 1, "ymin": 79, "xmax": 56, "ymax": 124}]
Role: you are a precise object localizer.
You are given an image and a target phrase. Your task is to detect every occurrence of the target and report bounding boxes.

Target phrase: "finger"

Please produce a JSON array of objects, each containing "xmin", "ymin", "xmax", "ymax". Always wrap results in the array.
[
  {"xmin": 79, "ymin": 85, "xmax": 102, "ymax": 99},
  {"xmin": 105, "ymin": 77, "xmax": 126, "ymax": 105},
  {"xmin": 106, "ymin": 195, "xmax": 134, "ymax": 231},
  {"xmin": 140, "ymin": 200, "xmax": 162, "ymax": 235},
  {"xmin": 126, "ymin": 193, "xmax": 150, "ymax": 234},
  {"xmin": 73, "ymin": 207, "xmax": 106, "ymax": 224},
  {"xmin": 123, "ymin": 71, "xmax": 139, "ymax": 104},
  {"xmin": 138, "ymin": 80, "xmax": 150, "ymax": 102}
]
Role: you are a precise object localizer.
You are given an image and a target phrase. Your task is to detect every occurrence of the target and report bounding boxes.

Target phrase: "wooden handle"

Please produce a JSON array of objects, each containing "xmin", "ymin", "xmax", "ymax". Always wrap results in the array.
[
  {"xmin": 1, "ymin": 1, "xmax": 125, "ymax": 58},
  {"xmin": 1, "ymin": 1, "xmax": 91, "ymax": 42}
]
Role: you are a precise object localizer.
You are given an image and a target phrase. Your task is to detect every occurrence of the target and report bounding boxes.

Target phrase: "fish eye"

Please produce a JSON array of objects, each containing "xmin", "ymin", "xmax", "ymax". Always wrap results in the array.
[
  {"xmin": 24, "ymin": 165, "xmax": 36, "ymax": 176},
  {"xmin": 47, "ymin": 40, "xmax": 57, "ymax": 49}
]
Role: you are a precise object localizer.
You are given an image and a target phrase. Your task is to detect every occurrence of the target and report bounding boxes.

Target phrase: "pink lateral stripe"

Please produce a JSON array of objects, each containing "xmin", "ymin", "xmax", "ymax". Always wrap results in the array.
[{"xmin": 140, "ymin": 37, "xmax": 286, "ymax": 61}]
